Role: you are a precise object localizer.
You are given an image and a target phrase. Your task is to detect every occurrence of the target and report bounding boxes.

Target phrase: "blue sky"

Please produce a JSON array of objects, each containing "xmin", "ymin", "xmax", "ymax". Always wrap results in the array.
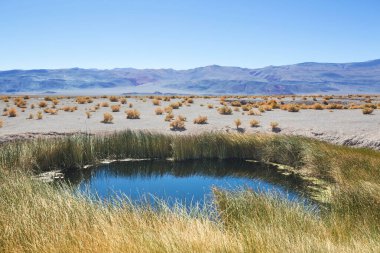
[{"xmin": 1, "ymin": 0, "xmax": 380, "ymax": 70}]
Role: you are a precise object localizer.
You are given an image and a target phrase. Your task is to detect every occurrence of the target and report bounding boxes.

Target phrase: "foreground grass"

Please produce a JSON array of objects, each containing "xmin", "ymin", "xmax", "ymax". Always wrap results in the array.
[{"xmin": 0, "ymin": 131, "xmax": 380, "ymax": 252}]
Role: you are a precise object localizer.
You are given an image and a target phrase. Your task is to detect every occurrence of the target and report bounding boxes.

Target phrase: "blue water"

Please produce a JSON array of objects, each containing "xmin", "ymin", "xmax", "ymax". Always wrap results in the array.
[{"xmin": 66, "ymin": 160, "xmax": 313, "ymax": 207}]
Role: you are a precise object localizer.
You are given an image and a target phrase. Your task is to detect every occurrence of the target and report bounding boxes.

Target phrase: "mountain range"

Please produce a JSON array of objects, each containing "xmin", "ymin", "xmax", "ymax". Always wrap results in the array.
[{"xmin": 1, "ymin": 59, "xmax": 380, "ymax": 95}]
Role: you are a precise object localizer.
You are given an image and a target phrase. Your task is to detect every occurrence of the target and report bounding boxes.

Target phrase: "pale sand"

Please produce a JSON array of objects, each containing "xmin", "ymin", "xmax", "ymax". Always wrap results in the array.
[{"xmin": 1, "ymin": 97, "xmax": 379, "ymax": 150}]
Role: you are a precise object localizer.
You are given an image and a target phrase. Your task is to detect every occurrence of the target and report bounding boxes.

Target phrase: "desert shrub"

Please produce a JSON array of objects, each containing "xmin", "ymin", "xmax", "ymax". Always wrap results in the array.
[
  {"xmin": 250, "ymin": 119, "xmax": 260, "ymax": 127},
  {"xmin": 0, "ymin": 119, "xmax": 3, "ymax": 128},
  {"xmin": 327, "ymin": 103, "xmax": 344, "ymax": 109},
  {"xmin": 247, "ymin": 109, "xmax": 261, "ymax": 116},
  {"xmin": 8, "ymin": 108, "xmax": 17, "ymax": 117},
  {"xmin": 170, "ymin": 102, "xmax": 180, "ymax": 109},
  {"xmin": 125, "ymin": 109, "xmax": 140, "ymax": 119},
  {"xmin": 39, "ymin": 101, "xmax": 48, "ymax": 108},
  {"xmin": 193, "ymin": 116, "xmax": 208, "ymax": 124},
  {"xmin": 102, "ymin": 113, "xmax": 113, "ymax": 123},
  {"xmin": 128, "ymin": 103, "xmax": 133, "ymax": 108},
  {"xmin": 119, "ymin": 97, "xmax": 127, "ymax": 104},
  {"xmin": 218, "ymin": 105, "xmax": 232, "ymax": 115},
  {"xmin": 177, "ymin": 115, "xmax": 186, "ymax": 121},
  {"xmin": 312, "ymin": 103, "xmax": 324, "ymax": 110},
  {"xmin": 109, "ymin": 96, "xmax": 119, "ymax": 102},
  {"xmin": 233, "ymin": 107, "xmax": 240, "ymax": 112},
  {"xmin": 76, "ymin": 97, "xmax": 87, "ymax": 104},
  {"xmin": 234, "ymin": 119, "xmax": 242, "ymax": 129},
  {"xmin": 287, "ymin": 104, "xmax": 300, "ymax": 112},
  {"xmin": 241, "ymin": 105, "xmax": 251, "ymax": 111},
  {"xmin": 155, "ymin": 107, "xmax": 164, "ymax": 115},
  {"xmin": 49, "ymin": 109, "xmax": 58, "ymax": 115},
  {"xmin": 52, "ymin": 99, "xmax": 60, "ymax": 105},
  {"xmin": 207, "ymin": 104, "xmax": 214, "ymax": 109},
  {"xmin": 164, "ymin": 106, "xmax": 173, "ymax": 113},
  {"xmin": 165, "ymin": 113, "xmax": 174, "ymax": 121},
  {"xmin": 362, "ymin": 108, "xmax": 374, "ymax": 115},
  {"xmin": 187, "ymin": 98, "xmax": 194, "ymax": 103},
  {"xmin": 30, "ymin": 104, "xmax": 35, "ymax": 109},
  {"xmin": 231, "ymin": 101, "xmax": 241, "ymax": 107},
  {"xmin": 152, "ymin": 99, "xmax": 161, "ymax": 106},
  {"xmin": 170, "ymin": 117, "xmax": 186, "ymax": 130},
  {"xmin": 37, "ymin": 111, "xmax": 43, "ymax": 120},
  {"xmin": 101, "ymin": 102, "xmax": 109, "ymax": 107},
  {"xmin": 270, "ymin": 121, "xmax": 279, "ymax": 130},
  {"xmin": 111, "ymin": 105, "xmax": 120, "ymax": 112},
  {"xmin": 28, "ymin": 113, "xmax": 34, "ymax": 119},
  {"xmin": 86, "ymin": 112, "xmax": 91, "ymax": 118}
]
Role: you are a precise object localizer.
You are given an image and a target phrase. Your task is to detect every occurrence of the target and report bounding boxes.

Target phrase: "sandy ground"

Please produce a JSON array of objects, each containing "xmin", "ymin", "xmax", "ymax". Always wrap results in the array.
[{"xmin": 0, "ymin": 97, "xmax": 380, "ymax": 150}]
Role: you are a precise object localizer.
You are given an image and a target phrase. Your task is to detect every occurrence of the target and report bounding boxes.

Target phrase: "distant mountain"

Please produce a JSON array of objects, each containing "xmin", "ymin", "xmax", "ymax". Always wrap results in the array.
[{"xmin": 1, "ymin": 59, "xmax": 380, "ymax": 94}]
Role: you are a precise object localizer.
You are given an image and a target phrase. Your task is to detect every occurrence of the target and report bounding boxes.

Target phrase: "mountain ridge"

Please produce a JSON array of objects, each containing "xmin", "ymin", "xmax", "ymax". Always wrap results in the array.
[{"xmin": 1, "ymin": 59, "xmax": 380, "ymax": 94}]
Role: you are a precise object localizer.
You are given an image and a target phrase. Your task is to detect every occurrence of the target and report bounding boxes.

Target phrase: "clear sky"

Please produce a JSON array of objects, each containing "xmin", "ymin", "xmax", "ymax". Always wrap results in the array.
[{"xmin": 1, "ymin": 0, "xmax": 380, "ymax": 70}]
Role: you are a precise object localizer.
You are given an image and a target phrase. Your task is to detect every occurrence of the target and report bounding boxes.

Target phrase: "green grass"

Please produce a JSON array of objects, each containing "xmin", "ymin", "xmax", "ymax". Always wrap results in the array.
[{"xmin": 0, "ymin": 130, "xmax": 380, "ymax": 252}]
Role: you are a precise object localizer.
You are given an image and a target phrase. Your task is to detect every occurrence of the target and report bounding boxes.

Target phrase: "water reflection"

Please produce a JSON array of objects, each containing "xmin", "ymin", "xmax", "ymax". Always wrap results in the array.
[{"xmin": 66, "ymin": 159, "xmax": 314, "ymax": 208}]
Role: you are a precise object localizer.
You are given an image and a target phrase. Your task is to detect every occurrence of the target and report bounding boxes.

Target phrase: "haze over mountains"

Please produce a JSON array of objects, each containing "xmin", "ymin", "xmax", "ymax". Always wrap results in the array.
[{"xmin": 1, "ymin": 59, "xmax": 380, "ymax": 95}]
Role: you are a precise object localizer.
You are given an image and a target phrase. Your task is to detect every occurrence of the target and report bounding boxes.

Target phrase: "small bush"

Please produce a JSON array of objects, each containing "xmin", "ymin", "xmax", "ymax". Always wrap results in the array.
[
  {"xmin": 164, "ymin": 106, "xmax": 173, "ymax": 113},
  {"xmin": 362, "ymin": 108, "xmax": 374, "ymax": 115},
  {"xmin": 155, "ymin": 107, "xmax": 164, "ymax": 115},
  {"xmin": 218, "ymin": 106, "xmax": 232, "ymax": 115},
  {"xmin": 120, "ymin": 98, "xmax": 127, "ymax": 104},
  {"xmin": 193, "ymin": 116, "xmax": 208, "ymax": 124},
  {"xmin": 165, "ymin": 113, "xmax": 174, "ymax": 121},
  {"xmin": 102, "ymin": 113, "xmax": 113, "ymax": 123},
  {"xmin": 0, "ymin": 119, "xmax": 3, "ymax": 128},
  {"xmin": 250, "ymin": 119, "xmax": 260, "ymax": 127},
  {"xmin": 37, "ymin": 111, "xmax": 43, "ymax": 120},
  {"xmin": 287, "ymin": 104, "xmax": 300, "ymax": 112},
  {"xmin": 111, "ymin": 105, "xmax": 120, "ymax": 112},
  {"xmin": 170, "ymin": 102, "xmax": 180, "ymax": 109},
  {"xmin": 177, "ymin": 115, "xmax": 186, "ymax": 121},
  {"xmin": 76, "ymin": 97, "xmax": 87, "ymax": 104},
  {"xmin": 101, "ymin": 102, "xmax": 109, "ymax": 107},
  {"xmin": 125, "ymin": 109, "xmax": 140, "ymax": 119},
  {"xmin": 39, "ymin": 101, "xmax": 48, "ymax": 108},
  {"xmin": 270, "ymin": 121, "xmax": 279, "ymax": 130},
  {"xmin": 86, "ymin": 112, "xmax": 91, "ymax": 118},
  {"xmin": 170, "ymin": 117, "xmax": 186, "ymax": 130},
  {"xmin": 207, "ymin": 104, "xmax": 214, "ymax": 109},
  {"xmin": 234, "ymin": 118, "xmax": 242, "ymax": 129},
  {"xmin": 8, "ymin": 108, "xmax": 17, "ymax": 117},
  {"xmin": 109, "ymin": 96, "xmax": 119, "ymax": 102},
  {"xmin": 128, "ymin": 103, "xmax": 133, "ymax": 108},
  {"xmin": 152, "ymin": 99, "xmax": 161, "ymax": 106},
  {"xmin": 28, "ymin": 113, "xmax": 34, "ymax": 119},
  {"xmin": 312, "ymin": 103, "xmax": 324, "ymax": 110}
]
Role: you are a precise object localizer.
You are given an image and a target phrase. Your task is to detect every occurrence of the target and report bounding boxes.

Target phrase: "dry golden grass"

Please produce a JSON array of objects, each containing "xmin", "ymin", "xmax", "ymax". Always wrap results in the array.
[
  {"xmin": 8, "ymin": 108, "xmax": 17, "ymax": 117},
  {"xmin": 155, "ymin": 107, "xmax": 164, "ymax": 115},
  {"xmin": 109, "ymin": 96, "xmax": 119, "ymax": 102},
  {"xmin": 76, "ymin": 97, "xmax": 88, "ymax": 104},
  {"xmin": 234, "ymin": 118, "xmax": 242, "ymax": 129},
  {"xmin": 152, "ymin": 99, "xmax": 161, "ymax": 106},
  {"xmin": 286, "ymin": 104, "xmax": 300, "ymax": 112},
  {"xmin": 250, "ymin": 119, "xmax": 260, "ymax": 127},
  {"xmin": 125, "ymin": 109, "xmax": 140, "ymax": 119},
  {"xmin": 37, "ymin": 111, "xmax": 43, "ymax": 120},
  {"xmin": 102, "ymin": 112, "xmax": 113, "ymax": 123},
  {"xmin": 312, "ymin": 103, "xmax": 324, "ymax": 110},
  {"xmin": 170, "ymin": 117, "xmax": 186, "ymax": 130},
  {"xmin": 193, "ymin": 116, "xmax": 208, "ymax": 124},
  {"xmin": 362, "ymin": 107, "xmax": 374, "ymax": 114},
  {"xmin": 218, "ymin": 105, "xmax": 232, "ymax": 115},
  {"xmin": 111, "ymin": 105, "xmax": 121, "ymax": 112},
  {"xmin": 39, "ymin": 101, "xmax": 48, "ymax": 108}
]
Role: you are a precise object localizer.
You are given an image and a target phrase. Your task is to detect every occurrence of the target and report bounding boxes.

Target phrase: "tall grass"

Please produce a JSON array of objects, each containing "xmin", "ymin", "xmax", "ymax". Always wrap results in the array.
[{"xmin": 0, "ymin": 131, "xmax": 380, "ymax": 252}]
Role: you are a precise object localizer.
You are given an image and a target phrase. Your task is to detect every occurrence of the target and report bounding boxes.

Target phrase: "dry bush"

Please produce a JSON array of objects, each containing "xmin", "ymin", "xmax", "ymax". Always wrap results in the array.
[
  {"xmin": 270, "ymin": 121, "xmax": 279, "ymax": 130},
  {"xmin": 0, "ymin": 119, "xmax": 3, "ymax": 128},
  {"xmin": 187, "ymin": 98, "xmax": 194, "ymax": 103},
  {"xmin": 37, "ymin": 111, "xmax": 43, "ymax": 120},
  {"xmin": 39, "ymin": 101, "xmax": 48, "ymax": 108},
  {"xmin": 170, "ymin": 102, "xmax": 180, "ymax": 109},
  {"xmin": 109, "ymin": 96, "xmax": 119, "ymax": 102},
  {"xmin": 326, "ymin": 103, "xmax": 344, "ymax": 110},
  {"xmin": 52, "ymin": 99, "xmax": 60, "ymax": 105},
  {"xmin": 218, "ymin": 105, "xmax": 232, "ymax": 115},
  {"xmin": 250, "ymin": 119, "xmax": 260, "ymax": 127},
  {"xmin": 86, "ymin": 112, "xmax": 91, "ymax": 118},
  {"xmin": 62, "ymin": 106, "xmax": 71, "ymax": 112},
  {"xmin": 234, "ymin": 119, "xmax": 242, "ymax": 129},
  {"xmin": 102, "ymin": 113, "xmax": 113, "ymax": 123},
  {"xmin": 312, "ymin": 103, "xmax": 324, "ymax": 110},
  {"xmin": 101, "ymin": 102, "xmax": 109, "ymax": 107},
  {"xmin": 76, "ymin": 97, "xmax": 87, "ymax": 104},
  {"xmin": 152, "ymin": 99, "xmax": 161, "ymax": 106},
  {"xmin": 8, "ymin": 108, "xmax": 17, "ymax": 117},
  {"xmin": 28, "ymin": 113, "xmax": 34, "ymax": 119},
  {"xmin": 164, "ymin": 106, "xmax": 173, "ymax": 113},
  {"xmin": 231, "ymin": 101, "xmax": 241, "ymax": 107},
  {"xmin": 233, "ymin": 107, "xmax": 240, "ymax": 112},
  {"xmin": 177, "ymin": 115, "xmax": 186, "ymax": 121},
  {"xmin": 111, "ymin": 105, "xmax": 121, "ymax": 112},
  {"xmin": 241, "ymin": 105, "xmax": 251, "ymax": 111},
  {"xmin": 170, "ymin": 117, "xmax": 186, "ymax": 130},
  {"xmin": 155, "ymin": 107, "xmax": 164, "ymax": 115},
  {"xmin": 165, "ymin": 113, "xmax": 174, "ymax": 121},
  {"xmin": 362, "ymin": 108, "xmax": 374, "ymax": 115},
  {"xmin": 207, "ymin": 104, "xmax": 214, "ymax": 109},
  {"xmin": 49, "ymin": 109, "xmax": 58, "ymax": 115},
  {"xmin": 120, "ymin": 97, "xmax": 127, "ymax": 104},
  {"xmin": 128, "ymin": 103, "xmax": 133, "ymax": 108},
  {"xmin": 193, "ymin": 116, "xmax": 208, "ymax": 124},
  {"xmin": 247, "ymin": 109, "xmax": 261, "ymax": 116},
  {"xmin": 86, "ymin": 97, "xmax": 93, "ymax": 103},
  {"xmin": 286, "ymin": 104, "xmax": 300, "ymax": 112},
  {"xmin": 125, "ymin": 109, "xmax": 140, "ymax": 119},
  {"xmin": 30, "ymin": 104, "xmax": 35, "ymax": 109}
]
